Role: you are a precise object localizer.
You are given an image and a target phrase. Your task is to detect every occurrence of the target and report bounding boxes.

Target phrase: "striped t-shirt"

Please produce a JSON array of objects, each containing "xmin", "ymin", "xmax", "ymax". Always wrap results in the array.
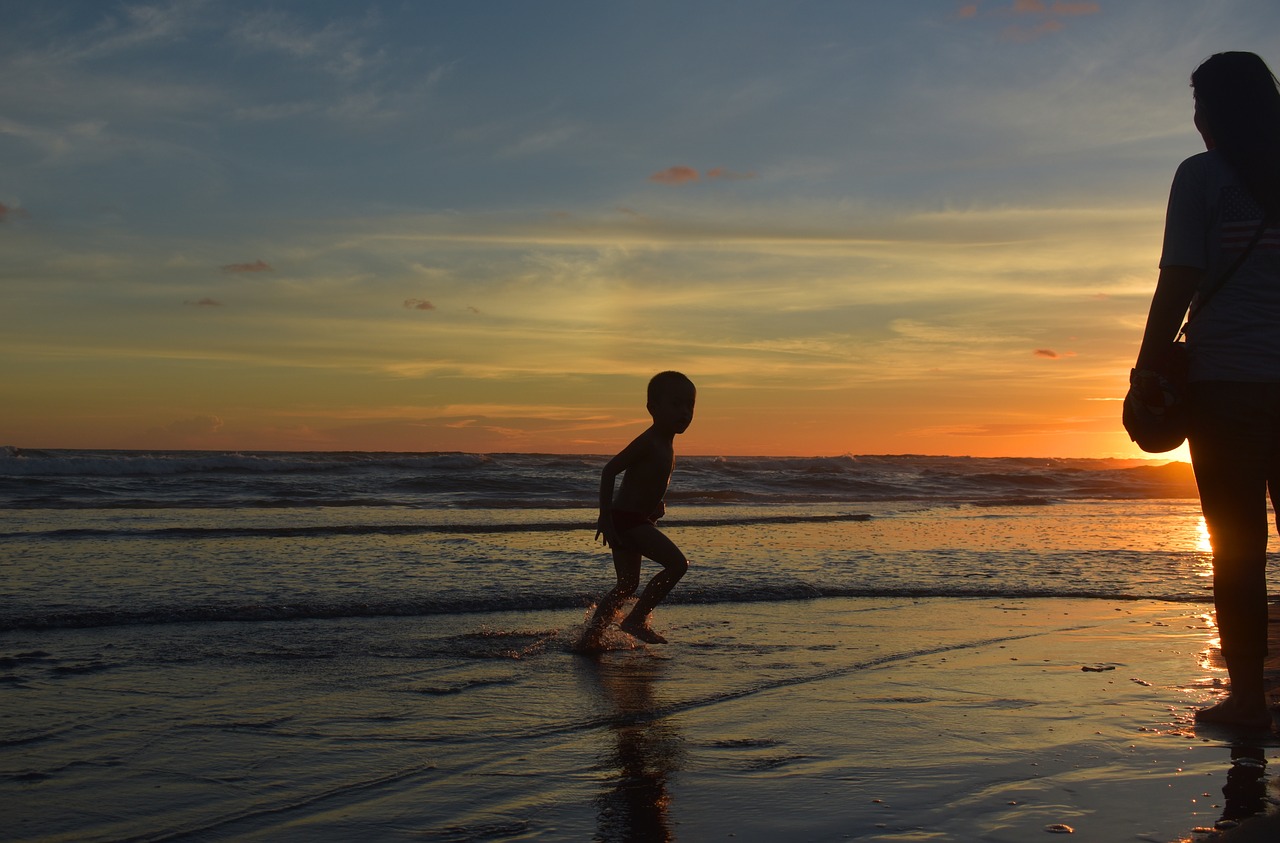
[{"xmin": 1160, "ymin": 149, "xmax": 1280, "ymax": 382}]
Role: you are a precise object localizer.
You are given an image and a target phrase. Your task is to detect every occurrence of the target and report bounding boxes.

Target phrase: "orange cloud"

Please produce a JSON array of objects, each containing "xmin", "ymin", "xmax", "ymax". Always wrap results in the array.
[
  {"xmin": 404, "ymin": 298, "xmax": 435, "ymax": 311},
  {"xmin": 1013, "ymin": 0, "xmax": 1047, "ymax": 11},
  {"xmin": 650, "ymin": 166, "xmax": 700, "ymax": 185},
  {"xmin": 221, "ymin": 259, "xmax": 273, "ymax": 273},
  {"xmin": 957, "ymin": 4, "xmax": 979, "ymax": 18},
  {"xmin": 1034, "ymin": 348, "xmax": 1060, "ymax": 358}
]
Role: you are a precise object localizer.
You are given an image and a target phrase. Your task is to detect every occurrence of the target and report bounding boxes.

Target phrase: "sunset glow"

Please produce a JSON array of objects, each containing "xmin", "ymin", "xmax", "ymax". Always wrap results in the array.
[{"xmin": 3, "ymin": 2, "xmax": 1272, "ymax": 456}]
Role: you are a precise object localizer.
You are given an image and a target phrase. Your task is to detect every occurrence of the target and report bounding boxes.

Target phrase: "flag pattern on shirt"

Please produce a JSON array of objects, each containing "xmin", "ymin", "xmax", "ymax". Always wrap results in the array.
[{"xmin": 1219, "ymin": 186, "xmax": 1279, "ymax": 252}]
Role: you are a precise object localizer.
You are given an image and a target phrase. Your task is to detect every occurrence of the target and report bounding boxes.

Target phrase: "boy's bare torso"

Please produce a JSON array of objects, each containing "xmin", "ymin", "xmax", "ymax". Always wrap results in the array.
[{"xmin": 611, "ymin": 429, "xmax": 675, "ymax": 514}]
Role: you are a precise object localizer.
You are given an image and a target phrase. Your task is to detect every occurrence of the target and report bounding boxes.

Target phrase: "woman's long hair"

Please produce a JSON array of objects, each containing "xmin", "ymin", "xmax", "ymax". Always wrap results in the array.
[{"xmin": 1191, "ymin": 51, "xmax": 1280, "ymax": 218}]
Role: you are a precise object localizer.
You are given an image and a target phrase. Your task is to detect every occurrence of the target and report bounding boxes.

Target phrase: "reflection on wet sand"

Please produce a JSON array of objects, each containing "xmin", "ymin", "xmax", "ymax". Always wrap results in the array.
[
  {"xmin": 580, "ymin": 652, "xmax": 685, "ymax": 842},
  {"xmin": 1186, "ymin": 743, "xmax": 1278, "ymax": 841},
  {"xmin": 1218, "ymin": 746, "xmax": 1269, "ymax": 828}
]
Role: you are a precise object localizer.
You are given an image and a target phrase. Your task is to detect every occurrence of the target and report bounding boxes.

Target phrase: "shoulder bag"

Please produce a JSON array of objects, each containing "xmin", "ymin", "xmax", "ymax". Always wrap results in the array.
[{"xmin": 1123, "ymin": 220, "xmax": 1269, "ymax": 453}]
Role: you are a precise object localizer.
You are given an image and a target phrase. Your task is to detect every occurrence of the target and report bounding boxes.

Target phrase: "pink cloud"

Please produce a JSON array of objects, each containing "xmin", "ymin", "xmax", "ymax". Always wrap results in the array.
[
  {"xmin": 404, "ymin": 298, "xmax": 435, "ymax": 311},
  {"xmin": 1013, "ymin": 0, "xmax": 1047, "ymax": 11},
  {"xmin": 957, "ymin": 3, "xmax": 979, "ymax": 18},
  {"xmin": 650, "ymin": 166, "xmax": 700, "ymax": 185},
  {"xmin": 186, "ymin": 298, "xmax": 222, "ymax": 307},
  {"xmin": 221, "ymin": 260, "xmax": 273, "ymax": 273}
]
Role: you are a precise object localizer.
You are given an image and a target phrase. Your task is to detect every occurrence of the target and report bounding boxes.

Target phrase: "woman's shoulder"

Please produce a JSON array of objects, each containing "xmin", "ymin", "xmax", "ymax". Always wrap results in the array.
[
  {"xmin": 1174, "ymin": 149, "xmax": 1217, "ymax": 173},
  {"xmin": 1177, "ymin": 149, "xmax": 1238, "ymax": 176},
  {"xmin": 1171, "ymin": 149, "xmax": 1238, "ymax": 195}
]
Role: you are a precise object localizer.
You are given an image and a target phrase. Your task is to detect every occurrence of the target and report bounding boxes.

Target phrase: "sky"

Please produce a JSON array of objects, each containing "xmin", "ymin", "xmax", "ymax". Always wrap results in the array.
[{"xmin": 3, "ymin": 0, "xmax": 1278, "ymax": 458}]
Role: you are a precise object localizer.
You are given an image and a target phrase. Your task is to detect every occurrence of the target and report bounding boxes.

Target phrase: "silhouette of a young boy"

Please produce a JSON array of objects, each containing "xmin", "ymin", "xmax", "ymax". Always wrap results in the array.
[{"xmin": 590, "ymin": 371, "xmax": 695, "ymax": 644}]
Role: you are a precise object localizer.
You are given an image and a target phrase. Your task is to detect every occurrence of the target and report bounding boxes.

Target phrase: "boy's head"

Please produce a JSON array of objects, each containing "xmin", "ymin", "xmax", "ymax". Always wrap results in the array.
[
  {"xmin": 646, "ymin": 371, "xmax": 696, "ymax": 434},
  {"xmin": 647, "ymin": 371, "xmax": 695, "ymax": 405}
]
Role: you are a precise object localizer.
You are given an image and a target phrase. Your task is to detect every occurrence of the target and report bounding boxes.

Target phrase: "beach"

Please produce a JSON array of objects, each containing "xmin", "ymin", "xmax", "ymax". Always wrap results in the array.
[
  {"xmin": 3, "ymin": 597, "xmax": 1279, "ymax": 842},
  {"xmin": 3, "ymin": 451, "xmax": 1280, "ymax": 841}
]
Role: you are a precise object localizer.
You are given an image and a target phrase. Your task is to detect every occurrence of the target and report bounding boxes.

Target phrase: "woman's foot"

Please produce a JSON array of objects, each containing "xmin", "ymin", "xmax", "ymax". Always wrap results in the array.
[
  {"xmin": 620, "ymin": 618, "xmax": 668, "ymax": 644},
  {"xmin": 1194, "ymin": 696, "xmax": 1273, "ymax": 731}
]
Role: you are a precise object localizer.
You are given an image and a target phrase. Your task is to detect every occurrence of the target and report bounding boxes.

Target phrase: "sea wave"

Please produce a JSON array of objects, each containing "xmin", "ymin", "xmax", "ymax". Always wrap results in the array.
[
  {"xmin": 0, "ymin": 512, "xmax": 874, "ymax": 542},
  {"xmin": 0, "ymin": 449, "xmax": 494, "ymax": 478},
  {"xmin": 0, "ymin": 450, "xmax": 1198, "ymax": 510},
  {"xmin": 0, "ymin": 586, "xmax": 1201, "ymax": 633}
]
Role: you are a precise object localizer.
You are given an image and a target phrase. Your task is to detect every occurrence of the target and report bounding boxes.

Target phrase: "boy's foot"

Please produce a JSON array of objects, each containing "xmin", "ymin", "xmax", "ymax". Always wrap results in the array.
[
  {"xmin": 1194, "ymin": 697, "xmax": 1273, "ymax": 731},
  {"xmin": 620, "ymin": 618, "xmax": 668, "ymax": 644}
]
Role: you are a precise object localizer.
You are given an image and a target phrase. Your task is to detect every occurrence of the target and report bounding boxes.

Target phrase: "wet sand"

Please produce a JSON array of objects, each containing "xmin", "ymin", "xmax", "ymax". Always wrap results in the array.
[
  {"xmin": 1226, "ymin": 602, "xmax": 1280, "ymax": 841},
  {"xmin": 5, "ymin": 596, "xmax": 1280, "ymax": 842},
  {"xmin": 1266, "ymin": 601, "xmax": 1280, "ymax": 709}
]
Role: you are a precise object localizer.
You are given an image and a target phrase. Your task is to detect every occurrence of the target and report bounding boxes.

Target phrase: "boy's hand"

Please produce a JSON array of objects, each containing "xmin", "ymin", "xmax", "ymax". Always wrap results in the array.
[{"xmin": 595, "ymin": 511, "xmax": 618, "ymax": 548}]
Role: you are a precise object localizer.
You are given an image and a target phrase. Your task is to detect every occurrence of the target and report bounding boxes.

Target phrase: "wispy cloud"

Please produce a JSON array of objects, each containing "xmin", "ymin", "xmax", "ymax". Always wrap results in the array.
[
  {"xmin": 186, "ymin": 297, "xmax": 222, "ymax": 307},
  {"xmin": 230, "ymin": 9, "xmax": 380, "ymax": 79},
  {"xmin": 160, "ymin": 414, "xmax": 224, "ymax": 436},
  {"xmin": 706, "ymin": 167, "xmax": 757, "ymax": 181},
  {"xmin": 1046, "ymin": 1, "xmax": 1101, "ymax": 14},
  {"xmin": 1005, "ymin": 19, "xmax": 1064, "ymax": 41},
  {"xmin": 501, "ymin": 125, "xmax": 581, "ymax": 158},
  {"xmin": 403, "ymin": 298, "xmax": 435, "ymax": 311},
  {"xmin": 221, "ymin": 260, "xmax": 273, "ymax": 273},
  {"xmin": 0, "ymin": 201, "xmax": 29, "ymax": 222}
]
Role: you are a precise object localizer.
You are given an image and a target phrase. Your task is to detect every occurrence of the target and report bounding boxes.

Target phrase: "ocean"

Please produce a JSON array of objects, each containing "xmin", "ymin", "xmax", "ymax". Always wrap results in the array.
[
  {"xmin": 0, "ymin": 449, "xmax": 1230, "ymax": 631},
  {"xmin": 5, "ymin": 449, "xmax": 1278, "ymax": 841}
]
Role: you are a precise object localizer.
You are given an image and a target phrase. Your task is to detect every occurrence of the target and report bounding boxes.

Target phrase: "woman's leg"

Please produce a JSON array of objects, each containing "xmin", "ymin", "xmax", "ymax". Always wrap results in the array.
[{"xmin": 1189, "ymin": 381, "xmax": 1276, "ymax": 726}]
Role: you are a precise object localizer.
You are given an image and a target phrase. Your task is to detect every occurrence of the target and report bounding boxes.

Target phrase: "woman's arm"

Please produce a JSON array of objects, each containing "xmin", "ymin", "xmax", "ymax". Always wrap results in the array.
[{"xmin": 1135, "ymin": 264, "xmax": 1203, "ymax": 370}]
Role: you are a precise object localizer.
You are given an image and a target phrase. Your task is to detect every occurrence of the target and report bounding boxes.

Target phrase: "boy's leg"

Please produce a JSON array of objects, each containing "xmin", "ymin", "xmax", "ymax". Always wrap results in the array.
[
  {"xmin": 617, "ymin": 525, "xmax": 688, "ymax": 643},
  {"xmin": 590, "ymin": 545, "xmax": 642, "ymax": 629}
]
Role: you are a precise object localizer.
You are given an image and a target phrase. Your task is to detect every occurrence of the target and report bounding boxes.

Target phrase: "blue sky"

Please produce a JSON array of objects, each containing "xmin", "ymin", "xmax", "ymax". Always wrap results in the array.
[{"xmin": 3, "ymin": 0, "xmax": 1277, "ymax": 456}]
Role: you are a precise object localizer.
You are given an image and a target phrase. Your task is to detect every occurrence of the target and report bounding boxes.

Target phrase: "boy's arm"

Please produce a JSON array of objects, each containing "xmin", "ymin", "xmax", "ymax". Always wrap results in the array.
[{"xmin": 595, "ymin": 434, "xmax": 649, "ymax": 547}]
